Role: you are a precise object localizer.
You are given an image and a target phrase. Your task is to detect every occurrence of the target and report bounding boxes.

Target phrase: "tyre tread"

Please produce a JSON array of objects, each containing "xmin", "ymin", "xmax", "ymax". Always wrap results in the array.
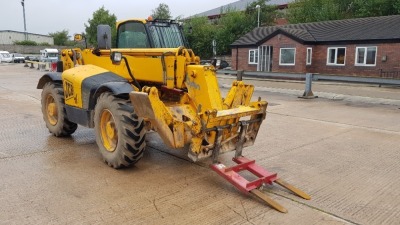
[
  {"xmin": 41, "ymin": 82, "xmax": 77, "ymax": 137},
  {"xmin": 94, "ymin": 92, "xmax": 146, "ymax": 169}
]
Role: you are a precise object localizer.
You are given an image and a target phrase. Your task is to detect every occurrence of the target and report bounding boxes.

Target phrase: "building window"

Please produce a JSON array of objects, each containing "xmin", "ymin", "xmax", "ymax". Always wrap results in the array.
[
  {"xmin": 279, "ymin": 48, "xmax": 296, "ymax": 65},
  {"xmin": 306, "ymin": 48, "xmax": 312, "ymax": 65},
  {"xmin": 355, "ymin": 47, "xmax": 377, "ymax": 66},
  {"xmin": 248, "ymin": 49, "xmax": 258, "ymax": 64},
  {"xmin": 327, "ymin": 47, "xmax": 346, "ymax": 65}
]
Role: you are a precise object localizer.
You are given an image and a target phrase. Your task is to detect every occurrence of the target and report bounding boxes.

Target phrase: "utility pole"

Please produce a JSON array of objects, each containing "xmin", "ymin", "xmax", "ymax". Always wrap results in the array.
[
  {"xmin": 212, "ymin": 39, "xmax": 216, "ymax": 58},
  {"xmin": 255, "ymin": 5, "xmax": 261, "ymax": 71},
  {"xmin": 256, "ymin": 5, "xmax": 260, "ymax": 28},
  {"xmin": 21, "ymin": 0, "xmax": 27, "ymax": 40}
]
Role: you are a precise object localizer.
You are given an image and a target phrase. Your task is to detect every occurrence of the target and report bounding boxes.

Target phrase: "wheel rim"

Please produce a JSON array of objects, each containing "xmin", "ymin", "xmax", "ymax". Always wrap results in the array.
[
  {"xmin": 45, "ymin": 94, "xmax": 58, "ymax": 126},
  {"xmin": 100, "ymin": 109, "xmax": 117, "ymax": 152}
]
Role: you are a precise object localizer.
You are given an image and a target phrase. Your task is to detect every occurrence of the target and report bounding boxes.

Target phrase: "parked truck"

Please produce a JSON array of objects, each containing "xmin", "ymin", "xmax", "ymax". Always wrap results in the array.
[
  {"xmin": 40, "ymin": 48, "xmax": 58, "ymax": 62},
  {"xmin": 37, "ymin": 18, "xmax": 310, "ymax": 212}
]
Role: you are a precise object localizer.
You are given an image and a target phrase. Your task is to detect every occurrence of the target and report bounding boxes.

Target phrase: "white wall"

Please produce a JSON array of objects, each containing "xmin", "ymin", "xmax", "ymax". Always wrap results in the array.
[{"xmin": 0, "ymin": 31, "xmax": 54, "ymax": 45}]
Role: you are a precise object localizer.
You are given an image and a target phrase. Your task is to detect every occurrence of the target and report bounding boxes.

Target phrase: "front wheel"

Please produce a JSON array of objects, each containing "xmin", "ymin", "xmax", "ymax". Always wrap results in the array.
[
  {"xmin": 41, "ymin": 82, "xmax": 78, "ymax": 136},
  {"xmin": 94, "ymin": 92, "xmax": 146, "ymax": 169}
]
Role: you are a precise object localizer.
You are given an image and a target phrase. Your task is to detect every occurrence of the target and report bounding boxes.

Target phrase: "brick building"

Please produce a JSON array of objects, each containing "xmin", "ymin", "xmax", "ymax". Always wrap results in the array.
[{"xmin": 231, "ymin": 15, "xmax": 400, "ymax": 77}]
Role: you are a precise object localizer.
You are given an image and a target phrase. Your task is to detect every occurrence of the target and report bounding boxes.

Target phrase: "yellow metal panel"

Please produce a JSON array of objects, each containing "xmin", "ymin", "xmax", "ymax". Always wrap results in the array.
[
  {"xmin": 62, "ymin": 65, "xmax": 109, "ymax": 108},
  {"xmin": 129, "ymin": 92, "xmax": 155, "ymax": 119},
  {"xmin": 167, "ymin": 104, "xmax": 201, "ymax": 136},
  {"xmin": 211, "ymin": 106, "xmax": 259, "ymax": 122},
  {"xmin": 185, "ymin": 65, "xmax": 223, "ymax": 113},
  {"xmin": 81, "ymin": 50, "xmax": 164, "ymax": 83},
  {"xmin": 223, "ymin": 85, "xmax": 238, "ymax": 109},
  {"xmin": 61, "ymin": 48, "xmax": 83, "ymax": 71},
  {"xmin": 97, "ymin": 48, "xmax": 179, "ymax": 56},
  {"xmin": 231, "ymin": 82, "xmax": 254, "ymax": 107},
  {"xmin": 134, "ymin": 87, "xmax": 176, "ymax": 148},
  {"xmin": 130, "ymin": 89, "xmax": 203, "ymax": 149},
  {"xmin": 165, "ymin": 56, "xmax": 175, "ymax": 89},
  {"xmin": 175, "ymin": 56, "xmax": 186, "ymax": 89},
  {"xmin": 189, "ymin": 137, "xmax": 203, "ymax": 155},
  {"xmin": 172, "ymin": 122, "xmax": 185, "ymax": 148}
]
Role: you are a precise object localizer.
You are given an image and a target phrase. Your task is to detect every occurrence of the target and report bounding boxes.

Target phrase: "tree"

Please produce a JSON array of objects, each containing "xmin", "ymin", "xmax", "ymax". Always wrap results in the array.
[
  {"xmin": 287, "ymin": 0, "xmax": 400, "ymax": 24},
  {"xmin": 49, "ymin": 30, "xmax": 69, "ymax": 46},
  {"xmin": 287, "ymin": 0, "xmax": 344, "ymax": 23},
  {"xmin": 352, "ymin": 0, "xmax": 400, "ymax": 17},
  {"xmin": 245, "ymin": 0, "xmax": 281, "ymax": 27},
  {"xmin": 216, "ymin": 10, "xmax": 254, "ymax": 55},
  {"xmin": 184, "ymin": 1, "xmax": 285, "ymax": 58},
  {"xmin": 184, "ymin": 16, "xmax": 215, "ymax": 58},
  {"xmin": 151, "ymin": 3, "xmax": 172, "ymax": 19},
  {"xmin": 84, "ymin": 6, "xmax": 117, "ymax": 47}
]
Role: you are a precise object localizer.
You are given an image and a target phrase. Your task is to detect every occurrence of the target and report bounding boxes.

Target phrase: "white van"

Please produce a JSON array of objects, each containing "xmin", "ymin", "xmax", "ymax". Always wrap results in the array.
[
  {"xmin": 40, "ymin": 48, "xmax": 58, "ymax": 62},
  {"xmin": 0, "ymin": 51, "xmax": 13, "ymax": 63}
]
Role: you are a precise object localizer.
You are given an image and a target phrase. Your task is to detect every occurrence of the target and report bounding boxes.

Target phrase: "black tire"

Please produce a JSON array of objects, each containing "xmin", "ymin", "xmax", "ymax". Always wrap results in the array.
[
  {"xmin": 94, "ymin": 92, "xmax": 146, "ymax": 169},
  {"xmin": 41, "ymin": 82, "xmax": 78, "ymax": 136}
]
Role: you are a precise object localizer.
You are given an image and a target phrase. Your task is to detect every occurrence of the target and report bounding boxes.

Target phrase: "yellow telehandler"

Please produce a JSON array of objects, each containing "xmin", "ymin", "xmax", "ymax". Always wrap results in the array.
[{"xmin": 37, "ymin": 18, "xmax": 310, "ymax": 212}]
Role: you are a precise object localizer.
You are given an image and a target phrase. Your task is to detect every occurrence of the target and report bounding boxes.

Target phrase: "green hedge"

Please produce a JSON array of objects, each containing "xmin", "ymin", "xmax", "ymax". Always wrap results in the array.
[{"xmin": 13, "ymin": 40, "xmax": 39, "ymax": 46}]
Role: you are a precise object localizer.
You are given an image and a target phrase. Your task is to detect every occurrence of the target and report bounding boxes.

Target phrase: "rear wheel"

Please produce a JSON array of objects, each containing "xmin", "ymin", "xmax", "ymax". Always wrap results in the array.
[
  {"xmin": 94, "ymin": 92, "xmax": 146, "ymax": 169},
  {"xmin": 41, "ymin": 82, "xmax": 77, "ymax": 136}
]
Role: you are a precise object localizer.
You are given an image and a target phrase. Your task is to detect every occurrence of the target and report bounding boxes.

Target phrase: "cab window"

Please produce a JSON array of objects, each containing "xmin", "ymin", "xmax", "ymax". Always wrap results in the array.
[
  {"xmin": 117, "ymin": 22, "xmax": 150, "ymax": 48},
  {"xmin": 148, "ymin": 23, "xmax": 185, "ymax": 48}
]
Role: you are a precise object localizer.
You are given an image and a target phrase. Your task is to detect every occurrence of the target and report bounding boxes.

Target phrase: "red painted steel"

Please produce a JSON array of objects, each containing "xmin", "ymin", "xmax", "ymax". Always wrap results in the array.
[{"xmin": 210, "ymin": 156, "xmax": 278, "ymax": 193}]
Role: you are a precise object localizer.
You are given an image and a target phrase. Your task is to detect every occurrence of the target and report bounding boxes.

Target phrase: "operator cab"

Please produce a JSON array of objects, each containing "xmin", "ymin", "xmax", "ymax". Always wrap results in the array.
[{"xmin": 116, "ymin": 19, "xmax": 187, "ymax": 49}]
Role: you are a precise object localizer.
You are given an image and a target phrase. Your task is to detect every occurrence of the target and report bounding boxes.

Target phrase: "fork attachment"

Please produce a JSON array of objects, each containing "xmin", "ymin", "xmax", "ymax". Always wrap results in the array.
[{"xmin": 210, "ymin": 156, "xmax": 311, "ymax": 213}]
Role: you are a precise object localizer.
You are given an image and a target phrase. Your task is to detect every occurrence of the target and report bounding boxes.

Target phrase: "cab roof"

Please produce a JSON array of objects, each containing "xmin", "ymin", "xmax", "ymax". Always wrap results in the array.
[
  {"xmin": 116, "ymin": 18, "xmax": 147, "ymax": 28},
  {"xmin": 116, "ymin": 18, "xmax": 179, "ymax": 28}
]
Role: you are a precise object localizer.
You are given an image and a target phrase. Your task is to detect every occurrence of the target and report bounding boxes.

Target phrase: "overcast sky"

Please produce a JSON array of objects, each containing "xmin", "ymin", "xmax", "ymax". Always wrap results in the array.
[{"xmin": 0, "ymin": 0, "xmax": 236, "ymax": 37}]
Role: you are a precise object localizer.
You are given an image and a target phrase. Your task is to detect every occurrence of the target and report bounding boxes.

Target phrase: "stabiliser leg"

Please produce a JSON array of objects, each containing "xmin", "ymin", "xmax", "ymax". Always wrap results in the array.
[{"xmin": 210, "ymin": 156, "xmax": 311, "ymax": 213}]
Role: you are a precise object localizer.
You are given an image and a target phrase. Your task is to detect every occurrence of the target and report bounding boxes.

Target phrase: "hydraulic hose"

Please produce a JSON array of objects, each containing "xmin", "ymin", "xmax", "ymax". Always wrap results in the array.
[{"xmin": 121, "ymin": 56, "xmax": 141, "ymax": 90}]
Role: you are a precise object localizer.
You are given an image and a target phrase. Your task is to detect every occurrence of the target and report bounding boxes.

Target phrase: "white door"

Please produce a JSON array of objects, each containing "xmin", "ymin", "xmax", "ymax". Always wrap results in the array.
[{"xmin": 258, "ymin": 45, "xmax": 273, "ymax": 72}]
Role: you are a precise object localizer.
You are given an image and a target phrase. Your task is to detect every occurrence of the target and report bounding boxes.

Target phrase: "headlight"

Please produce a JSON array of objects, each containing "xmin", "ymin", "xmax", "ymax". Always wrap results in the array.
[{"xmin": 110, "ymin": 52, "xmax": 122, "ymax": 64}]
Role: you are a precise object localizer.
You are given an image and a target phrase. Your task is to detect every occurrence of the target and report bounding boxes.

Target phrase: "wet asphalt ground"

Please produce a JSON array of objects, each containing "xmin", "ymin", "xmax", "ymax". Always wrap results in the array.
[{"xmin": 1, "ymin": 63, "xmax": 399, "ymax": 224}]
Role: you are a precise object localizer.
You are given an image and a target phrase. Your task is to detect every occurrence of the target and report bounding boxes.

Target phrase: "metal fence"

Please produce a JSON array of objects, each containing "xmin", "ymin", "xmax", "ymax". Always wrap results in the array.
[
  {"xmin": 218, "ymin": 70, "xmax": 400, "ymax": 86},
  {"xmin": 218, "ymin": 70, "xmax": 400, "ymax": 99}
]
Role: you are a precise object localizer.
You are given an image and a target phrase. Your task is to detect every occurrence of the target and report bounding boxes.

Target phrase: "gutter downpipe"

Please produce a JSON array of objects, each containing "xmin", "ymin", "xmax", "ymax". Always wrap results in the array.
[{"xmin": 236, "ymin": 46, "xmax": 239, "ymax": 70}]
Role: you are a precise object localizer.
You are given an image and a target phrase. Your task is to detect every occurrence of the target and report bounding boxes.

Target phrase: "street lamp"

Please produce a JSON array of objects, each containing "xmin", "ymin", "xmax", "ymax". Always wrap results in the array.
[
  {"xmin": 212, "ymin": 39, "xmax": 216, "ymax": 58},
  {"xmin": 256, "ymin": 4, "xmax": 260, "ymax": 28},
  {"xmin": 21, "ymin": 0, "xmax": 27, "ymax": 40}
]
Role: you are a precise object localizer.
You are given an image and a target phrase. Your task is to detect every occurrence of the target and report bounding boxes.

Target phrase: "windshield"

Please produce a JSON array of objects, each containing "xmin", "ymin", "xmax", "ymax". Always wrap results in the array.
[
  {"xmin": 1, "ymin": 53, "xmax": 10, "ymax": 57},
  {"xmin": 117, "ymin": 22, "xmax": 150, "ymax": 48},
  {"xmin": 117, "ymin": 21, "xmax": 186, "ymax": 48},
  {"xmin": 148, "ymin": 22, "xmax": 185, "ymax": 48}
]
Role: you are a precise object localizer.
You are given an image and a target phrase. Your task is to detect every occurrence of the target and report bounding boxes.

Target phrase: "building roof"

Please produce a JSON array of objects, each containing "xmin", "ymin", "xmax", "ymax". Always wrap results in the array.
[
  {"xmin": 191, "ymin": 0, "xmax": 293, "ymax": 18},
  {"xmin": 0, "ymin": 30, "xmax": 51, "ymax": 38},
  {"xmin": 231, "ymin": 15, "xmax": 400, "ymax": 46}
]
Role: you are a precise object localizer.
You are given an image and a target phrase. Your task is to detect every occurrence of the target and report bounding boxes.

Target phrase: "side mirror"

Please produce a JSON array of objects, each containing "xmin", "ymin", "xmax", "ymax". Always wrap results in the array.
[
  {"xmin": 97, "ymin": 25, "xmax": 112, "ymax": 49},
  {"xmin": 110, "ymin": 52, "xmax": 122, "ymax": 65}
]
